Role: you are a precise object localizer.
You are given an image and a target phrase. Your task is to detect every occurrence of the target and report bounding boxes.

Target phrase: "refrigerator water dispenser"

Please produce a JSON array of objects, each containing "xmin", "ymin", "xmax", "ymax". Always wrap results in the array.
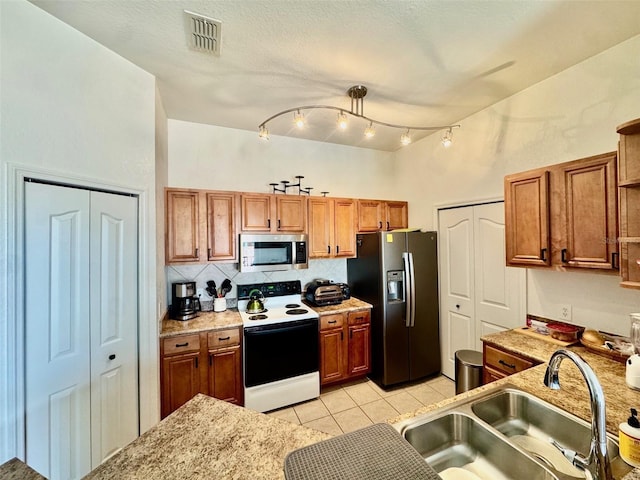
[{"xmin": 387, "ymin": 270, "xmax": 404, "ymax": 301}]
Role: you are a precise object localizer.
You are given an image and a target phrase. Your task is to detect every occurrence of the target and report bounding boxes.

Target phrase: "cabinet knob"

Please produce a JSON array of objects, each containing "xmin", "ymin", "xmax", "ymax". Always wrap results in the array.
[
  {"xmin": 561, "ymin": 248, "xmax": 568, "ymax": 263},
  {"xmin": 455, "ymin": 304, "xmax": 460, "ymax": 309},
  {"xmin": 108, "ymin": 354, "xmax": 116, "ymax": 361}
]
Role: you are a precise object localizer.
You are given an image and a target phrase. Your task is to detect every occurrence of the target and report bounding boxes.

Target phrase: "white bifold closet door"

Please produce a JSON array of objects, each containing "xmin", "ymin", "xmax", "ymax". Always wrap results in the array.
[
  {"xmin": 438, "ymin": 202, "xmax": 525, "ymax": 379},
  {"xmin": 25, "ymin": 181, "xmax": 139, "ymax": 479}
]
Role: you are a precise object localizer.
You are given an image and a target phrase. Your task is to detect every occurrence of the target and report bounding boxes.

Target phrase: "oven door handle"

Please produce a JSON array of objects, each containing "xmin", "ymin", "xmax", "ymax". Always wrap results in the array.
[{"xmin": 244, "ymin": 319, "xmax": 317, "ymax": 335}]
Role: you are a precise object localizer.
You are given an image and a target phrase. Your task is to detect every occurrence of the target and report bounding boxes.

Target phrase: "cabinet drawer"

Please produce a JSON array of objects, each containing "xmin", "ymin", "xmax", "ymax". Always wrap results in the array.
[
  {"xmin": 208, "ymin": 328, "xmax": 240, "ymax": 349},
  {"xmin": 163, "ymin": 334, "xmax": 201, "ymax": 356},
  {"xmin": 484, "ymin": 345, "xmax": 533, "ymax": 375},
  {"xmin": 320, "ymin": 314, "xmax": 345, "ymax": 330},
  {"xmin": 348, "ymin": 310, "xmax": 370, "ymax": 325}
]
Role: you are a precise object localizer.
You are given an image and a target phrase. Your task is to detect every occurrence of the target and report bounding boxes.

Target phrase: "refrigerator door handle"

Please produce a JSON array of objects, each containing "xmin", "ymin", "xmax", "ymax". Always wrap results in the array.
[
  {"xmin": 403, "ymin": 252, "xmax": 411, "ymax": 327},
  {"xmin": 408, "ymin": 252, "xmax": 416, "ymax": 327}
]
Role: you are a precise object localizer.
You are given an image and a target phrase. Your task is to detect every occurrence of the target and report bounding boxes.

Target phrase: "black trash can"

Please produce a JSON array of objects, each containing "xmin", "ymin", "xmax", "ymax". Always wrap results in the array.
[{"xmin": 455, "ymin": 350, "xmax": 483, "ymax": 394}]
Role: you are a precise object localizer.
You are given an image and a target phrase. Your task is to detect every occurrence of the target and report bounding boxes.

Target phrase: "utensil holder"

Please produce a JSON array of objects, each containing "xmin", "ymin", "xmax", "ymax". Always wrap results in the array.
[{"xmin": 214, "ymin": 297, "xmax": 227, "ymax": 312}]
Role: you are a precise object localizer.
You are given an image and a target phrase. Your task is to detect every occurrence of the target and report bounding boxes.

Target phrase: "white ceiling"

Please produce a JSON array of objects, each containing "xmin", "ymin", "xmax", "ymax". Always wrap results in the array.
[{"xmin": 30, "ymin": 0, "xmax": 640, "ymax": 151}]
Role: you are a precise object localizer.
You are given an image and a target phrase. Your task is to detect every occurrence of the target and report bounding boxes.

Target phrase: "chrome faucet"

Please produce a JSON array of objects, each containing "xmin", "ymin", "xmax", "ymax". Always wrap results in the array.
[{"xmin": 544, "ymin": 349, "xmax": 612, "ymax": 480}]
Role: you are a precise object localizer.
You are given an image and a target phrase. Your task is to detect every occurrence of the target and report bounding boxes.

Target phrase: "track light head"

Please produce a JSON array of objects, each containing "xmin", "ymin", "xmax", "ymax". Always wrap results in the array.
[
  {"xmin": 400, "ymin": 130, "xmax": 412, "ymax": 146},
  {"xmin": 293, "ymin": 110, "xmax": 305, "ymax": 129},
  {"xmin": 364, "ymin": 122, "xmax": 375, "ymax": 138},
  {"xmin": 337, "ymin": 111, "xmax": 348, "ymax": 130},
  {"xmin": 258, "ymin": 125, "xmax": 270, "ymax": 140},
  {"xmin": 442, "ymin": 128, "xmax": 453, "ymax": 147}
]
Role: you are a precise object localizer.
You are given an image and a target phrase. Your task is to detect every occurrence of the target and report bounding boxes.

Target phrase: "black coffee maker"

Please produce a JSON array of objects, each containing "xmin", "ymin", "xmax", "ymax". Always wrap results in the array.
[{"xmin": 170, "ymin": 281, "xmax": 201, "ymax": 321}]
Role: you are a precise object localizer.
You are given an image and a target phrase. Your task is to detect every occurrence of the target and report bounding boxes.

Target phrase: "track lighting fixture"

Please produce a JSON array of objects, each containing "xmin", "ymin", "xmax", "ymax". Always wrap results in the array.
[
  {"xmin": 337, "ymin": 111, "xmax": 348, "ymax": 130},
  {"xmin": 293, "ymin": 110, "xmax": 305, "ymax": 129},
  {"xmin": 442, "ymin": 127, "xmax": 453, "ymax": 147},
  {"xmin": 258, "ymin": 85, "xmax": 460, "ymax": 147}
]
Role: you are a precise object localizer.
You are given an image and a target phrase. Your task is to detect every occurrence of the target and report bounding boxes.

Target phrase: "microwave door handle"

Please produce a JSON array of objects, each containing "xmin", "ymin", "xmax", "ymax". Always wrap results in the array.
[
  {"xmin": 408, "ymin": 252, "xmax": 416, "ymax": 327},
  {"xmin": 403, "ymin": 252, "xmax": 411, "ymax": 328}
]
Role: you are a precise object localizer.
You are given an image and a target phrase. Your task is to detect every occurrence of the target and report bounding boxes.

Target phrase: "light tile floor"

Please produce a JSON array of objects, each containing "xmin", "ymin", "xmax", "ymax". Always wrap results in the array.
[{"xmin": 267, "ymin": 375, "xmax": 455, "ymax": 436}]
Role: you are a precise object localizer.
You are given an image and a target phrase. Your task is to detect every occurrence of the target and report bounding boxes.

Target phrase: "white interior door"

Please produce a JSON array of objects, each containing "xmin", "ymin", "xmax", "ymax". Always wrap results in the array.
[
  {"xmin": 473, "ymin": 203, "xmax": 525, "ymax": 349},
  {"xmin": 25, "ymin": 182, "xmax": 139, "ymax": 479},
  {"xmin": 438, "ymin": 207, "xmax": 475, "ymax": 379},
  {"xmin": 25, "ymin": 182, "xmax": 92, "ymax": 479},
  {"xmin": 89, "ymin": 191, "xmax": 139, "ymax": 466}
]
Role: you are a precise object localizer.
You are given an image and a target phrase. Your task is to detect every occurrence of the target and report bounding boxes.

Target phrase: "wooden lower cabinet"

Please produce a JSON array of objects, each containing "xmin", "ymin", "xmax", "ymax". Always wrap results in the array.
[
  {"xmin": 161, "ymin": 327, "xmax": 243, "ymax": 418},
  {"xmin": 482, "ymin": 343, "xmax": 537, "ymax": 385},
  {"xmin": 319, "ymin": 309, "xmax": 371, "ymax": 386}
]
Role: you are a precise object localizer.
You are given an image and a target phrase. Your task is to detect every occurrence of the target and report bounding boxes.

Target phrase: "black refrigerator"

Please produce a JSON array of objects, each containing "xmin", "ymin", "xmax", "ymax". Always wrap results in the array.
[{"xmin": 347, "ymin": 231, "xmax": 440, "ymax": 388}]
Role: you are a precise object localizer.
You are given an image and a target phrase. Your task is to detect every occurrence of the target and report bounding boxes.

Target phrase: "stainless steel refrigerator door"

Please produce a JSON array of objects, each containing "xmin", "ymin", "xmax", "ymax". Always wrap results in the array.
[
  {"xmin": 381, "ymin": 232, "xmax": 411, "ymax": 386},
  {"xmin": 407, "ymin": 232, "xmax": 441, "ymax": 380}
]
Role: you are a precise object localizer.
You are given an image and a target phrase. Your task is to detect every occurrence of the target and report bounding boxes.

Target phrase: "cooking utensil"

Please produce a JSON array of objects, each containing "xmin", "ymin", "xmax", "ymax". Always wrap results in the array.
[
  {"xmin": 206, "ymin": 280, "xmax": 217, "ymax": 298},
  {"xmin": 246, "ymin": 289, "xmax": 266, "ymax": 313},
  {"xmin": 220, "ymin": 278, "xmax": 232, "ymax": 297}
]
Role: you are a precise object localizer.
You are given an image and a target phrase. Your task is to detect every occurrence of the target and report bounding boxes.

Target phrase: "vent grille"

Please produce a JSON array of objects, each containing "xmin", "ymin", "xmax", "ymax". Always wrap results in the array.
[{"xmin": 184, "ymin": 10, "xmax": 221, "ymax": 55}]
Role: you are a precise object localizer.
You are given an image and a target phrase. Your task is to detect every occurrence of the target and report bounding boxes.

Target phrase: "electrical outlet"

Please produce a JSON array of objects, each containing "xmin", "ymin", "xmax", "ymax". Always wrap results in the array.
[
  {"xmin": 559, "ymin": 304, "xmax": 572, "ymax": 321},
  {"xmin": 196, "ymin": 288, "xmax": 204, "ymax": 298}
]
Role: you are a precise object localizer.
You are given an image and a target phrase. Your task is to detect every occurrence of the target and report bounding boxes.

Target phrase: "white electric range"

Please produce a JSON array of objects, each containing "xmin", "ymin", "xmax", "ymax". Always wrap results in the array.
[{"xmin": 237, "ymin": 281, "xmax": 320, "ymax": 412}]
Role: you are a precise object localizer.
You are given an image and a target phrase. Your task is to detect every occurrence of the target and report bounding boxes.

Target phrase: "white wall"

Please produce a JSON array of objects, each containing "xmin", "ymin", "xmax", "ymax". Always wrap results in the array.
[
  {"xmin": 0, "ymin": 0, "xmax": 158, "ymax": 462},
  {"xmin": 395, "ymin": 35, "xmax": 640, "ymax": 335},
  {"xmin": 168, "ymin": 120, "xmax": 396, "ymax": 199}
]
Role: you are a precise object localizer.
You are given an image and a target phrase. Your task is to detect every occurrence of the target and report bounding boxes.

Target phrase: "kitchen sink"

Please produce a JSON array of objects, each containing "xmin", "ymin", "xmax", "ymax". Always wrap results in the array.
[{"xmin": 395, "ymin": 385, "xmax": 633, "ymax": 480}]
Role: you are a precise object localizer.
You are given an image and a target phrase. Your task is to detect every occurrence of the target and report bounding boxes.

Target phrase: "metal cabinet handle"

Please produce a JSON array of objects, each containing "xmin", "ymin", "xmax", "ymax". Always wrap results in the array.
[
  {"xmin": 386, "ymin": 221, "xmax": 390, "ymax": 230},
  {"xmin": 328, "ymin": 320, "xmax": 337, "ymax": 324},
  {"xmin": 612, "ymin": 252, "xmax": 619, "ymax": 269},
  {"xmin": 350, "ymin": 330, "xmax": 353, "ymax": 339},
  {"xmin": 336, "ymin": 245, "xmax": 340, "ymax": 254},
  {"xmin": 561, "ymin": 248, "xmax": 568, "ymax": 263},
  {"xmin": 327, "ymin": 245, "xmax": 331, "ymax": 254},
  {"xmin": 378, "ymin": 221, "xmax": 382, "ymax": 229},
  {"xmin": 540, "ymin": 248, "xmax": 547, "ymax": 262},
  {"xmin": 218, "ymin": 336, "xmax": 231, "ymax": 341},
  {"xmin": 195, "ymin": 357, "xmax": 198, "ymax": 368},
  {"xmin": 176, "ymin": 342, "xmax": 189, "ymax": 347},
  {"xmin": 340, "ymin": 331, "xmax": 344, "ymax": 340},
  {"xmin": 108, "ymin": 354, "xmax": 116, "ymax": 360},
  {"xmin": 195, "ymin": 248, "xmax": 199, "ymax": 257},
  {"xmin": 499, "ymin": 359, "xmax": 516, "ymax": 369},
  {"xmin": 208, "ymin": 247, "xmax": 212, "ymax": 258},
  {"xmin": 267, "ymin": 219, "xmax": 271, "ymax": 228},
  {"xmin": 278, "ymin": 219, "xmax": 281, "ymax": 229}
]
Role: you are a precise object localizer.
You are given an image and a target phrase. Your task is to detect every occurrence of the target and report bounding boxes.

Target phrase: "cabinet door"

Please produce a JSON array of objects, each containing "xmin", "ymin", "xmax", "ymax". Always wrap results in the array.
[
  {"xmin": 385, "ymin": 201, "xmax": 408, "ymax": 231},
  {"xmin": 206, "ymin": 192, "xmax": 236, "ymax": 261},
  {"xmin": 504, "ymin": 170, "xmax": 550, "ymax": 266},
  {"xmin": 357, "ymin": 200, "xmax": 384, "ymax": 232},
  {"xmin": 241, "ymin": 194, "xmax": 272, "ymax": 232},
  {"xmin": 334, "ymin": 199, "xmax": 357, "ymax": 257},
  {"xmin": 161, "ymin": 353, "xmax": 201, "ymax": 418},
  {"xmin": 276, "ymin": 196, "xmax": 306, "ymax": 232},
  {"xmin": 166, "ymin": 190, "xmax": 202, "ymax": 263},
  {"xmin": 319, "ymin": 328, "xmax": 346, "ymax": 385},
  {"xmin": 208, "ymin": 346, "xmax": 243, "ymax": 405},
  {"xmin": 308, "ymin": 197, "xmax": 332, "ymax": 258},
  {"xmin": 560, "ymin": 153, "xmax": 617, "ymax": 269},
  {"xmin": 347, "ymin": 324, "xmax": 370, "ymax": 376}
]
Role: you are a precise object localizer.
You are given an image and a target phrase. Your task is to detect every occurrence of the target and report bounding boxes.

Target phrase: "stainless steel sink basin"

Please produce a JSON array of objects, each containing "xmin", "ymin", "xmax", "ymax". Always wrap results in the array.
[
  {"xmin": 471, "ymin": 388, "xmax": 630, "ymax": 479},
  {"xmin": 395, "ymin": 385, "xmax": 633, "ymax": 480},
  {"xmin": 402, "ymin": 412, "xmax": 555, "ymax": 480}
]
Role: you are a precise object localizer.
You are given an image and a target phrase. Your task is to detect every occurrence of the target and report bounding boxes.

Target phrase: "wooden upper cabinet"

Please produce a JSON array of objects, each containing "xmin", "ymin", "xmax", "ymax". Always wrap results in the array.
[
  {"xmin": 166, "ymin": 189, "xmax": 202, "ymax": 263},
  {"xmin": 357, "ymin": 200, "xmax": 384, "ymax": 232},
  {"xmin": 308, "ymin": 197, "xmax": 356, "ymax": 258},
  {"xmin": 276, "ymin": 196, "xmax": 306, "ymax": 232},
  {"xmin": 241, "ymin": 194, "xmax": 306, "ymax": 233},
  {"xmin": 504, "ymin": 169, "xmax": 550, "ymax": 267},
  {"xmin": 357, "ymin": 199, "xmax": 409, "ymax": 232},
  {"xmin": 557, "ymin": 152, "xmax": 617, "ymax": 269},
  {"xmin": 333, "ymin": 199, "xmax": 357, "ymax": 257},
  {"xmin": 205, "ymin": 192, "xmax": 236, "ymax": 261},
  {"xmin": 386, "ymin": 202, "xmax": 408, "ymax": 231},
  {"xmin": 241, "ymin": 194, "xmax": 272, "ymax": 232},
  {"xmin": 617, "ymin": 118, "xmax": 640, "ymax": 289}
]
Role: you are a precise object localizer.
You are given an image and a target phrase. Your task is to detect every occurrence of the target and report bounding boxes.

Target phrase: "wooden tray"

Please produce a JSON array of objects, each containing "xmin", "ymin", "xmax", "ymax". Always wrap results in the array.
[
  {"xmin": 580, "ymin": 336, "xmax": 631, "ymax": 364},
  {"xmin": 513, "ymin": 326, "xmax": 579, "ymax": 347}
]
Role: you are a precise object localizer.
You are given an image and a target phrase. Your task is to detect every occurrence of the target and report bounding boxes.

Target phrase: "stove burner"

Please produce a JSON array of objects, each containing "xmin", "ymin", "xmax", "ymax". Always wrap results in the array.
[
  {"xmin": 285, "ymin": 303, "xmax": 301, "ymax": 308},
  {"xmin": 286, "ymin": 308, "xmax": 308, "ymax": 315},
  {"xmin": 249, "ymin": 314, "xmax": 268, "ymax": 320}
]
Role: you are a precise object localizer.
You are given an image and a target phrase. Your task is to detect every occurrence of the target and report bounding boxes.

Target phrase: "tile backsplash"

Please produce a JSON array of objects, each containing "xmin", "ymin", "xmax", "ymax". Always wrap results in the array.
[{"xmin": 166, "ymin": 258, "xmax": 348, "ymax": 308}]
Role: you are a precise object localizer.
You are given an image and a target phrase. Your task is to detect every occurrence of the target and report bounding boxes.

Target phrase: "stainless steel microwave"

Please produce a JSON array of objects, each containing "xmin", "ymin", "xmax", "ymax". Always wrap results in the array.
[{"xmin": 239, "ymin": 234, "xmax": 308, "ymax": 272}]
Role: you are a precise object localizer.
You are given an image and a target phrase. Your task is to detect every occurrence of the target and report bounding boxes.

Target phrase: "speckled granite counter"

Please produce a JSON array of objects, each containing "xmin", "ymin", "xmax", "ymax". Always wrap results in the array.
[
  {"xmin": 0, "ymin": 458, "xmax": 45, "ymax": 480},
  {"xmin": 83, "ymin": 394, "xmax": 329, "ymax": 480},
  {"xmin": 160, "ymin": 309, "xmax": 242, "ymax": 337},
  {"xmin": 304, "ymin": 296, "xmax": 372, "ymax": 314}
]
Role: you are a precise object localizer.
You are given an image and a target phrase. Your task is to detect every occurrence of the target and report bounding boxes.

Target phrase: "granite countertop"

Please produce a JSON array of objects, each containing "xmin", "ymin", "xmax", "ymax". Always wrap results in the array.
[
  {"xmin": 304, "ymin": 297, "xmax": 372, "ymax": 315},
  {"xmin": 70, "ymin": 327, "xmax": 640, "ymax": 479},
  {"xmin": 160, "ymin": 309, "xmax": 242, "ymax": 337},
  {"xmin": 83, "ymin": 394, "xmax": 329, "ymax": 480},
  {"xmin": 0, "ymin": 458, "xmax": 45, "ymax": 480}
]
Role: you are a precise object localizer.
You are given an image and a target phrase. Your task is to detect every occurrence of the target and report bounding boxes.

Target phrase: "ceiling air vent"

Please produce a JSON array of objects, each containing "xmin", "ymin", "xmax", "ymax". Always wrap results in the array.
[{"xmin": 184, "ymin": 10, "xmax": 221, "ymax": 56}]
